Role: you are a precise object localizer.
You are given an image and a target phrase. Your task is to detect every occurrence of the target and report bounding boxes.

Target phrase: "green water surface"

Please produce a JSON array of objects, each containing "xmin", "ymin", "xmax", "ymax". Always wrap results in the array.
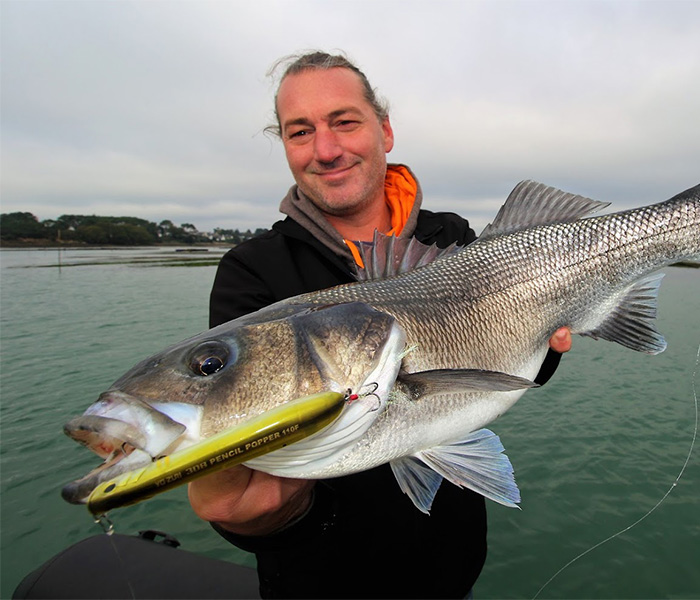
[{"xmin": 1, "ymin": 248, "xmax": 698, "ymax": 599}]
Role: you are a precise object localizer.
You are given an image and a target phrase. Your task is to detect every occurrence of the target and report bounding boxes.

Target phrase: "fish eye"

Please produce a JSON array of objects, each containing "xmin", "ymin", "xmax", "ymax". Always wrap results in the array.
[
  {"xmin": 199, "ymin": 356, "xmax": 224, "ymax": 375},
  {"xmin": 188, "ymin": 341, "xmax": 232, "ymax": 377}
]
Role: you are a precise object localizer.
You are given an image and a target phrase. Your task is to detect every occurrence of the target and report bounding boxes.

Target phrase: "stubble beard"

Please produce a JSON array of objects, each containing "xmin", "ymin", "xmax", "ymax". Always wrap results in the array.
[{"xmin": 301, "ymin": 158, "xmax": 387, "ymax": 218}]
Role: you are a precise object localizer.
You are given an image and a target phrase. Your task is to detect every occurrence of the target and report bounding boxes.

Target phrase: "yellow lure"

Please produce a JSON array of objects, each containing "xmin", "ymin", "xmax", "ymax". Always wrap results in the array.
[{"xmin": 87, "ymin": 391, "xmax": 346, "ymax": 515}]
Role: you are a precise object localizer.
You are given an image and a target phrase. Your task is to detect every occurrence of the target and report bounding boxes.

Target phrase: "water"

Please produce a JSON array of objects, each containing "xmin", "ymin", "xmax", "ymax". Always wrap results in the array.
[{"xmin": 1, "ymin": 248, "xmax": 698, "ymax": 599}]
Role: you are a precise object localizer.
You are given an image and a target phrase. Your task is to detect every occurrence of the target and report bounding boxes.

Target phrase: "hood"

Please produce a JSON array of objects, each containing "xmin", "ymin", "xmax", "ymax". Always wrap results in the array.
[{"xmin": 279, "ymin": 164, "xmax": 424, "ymax": 266}]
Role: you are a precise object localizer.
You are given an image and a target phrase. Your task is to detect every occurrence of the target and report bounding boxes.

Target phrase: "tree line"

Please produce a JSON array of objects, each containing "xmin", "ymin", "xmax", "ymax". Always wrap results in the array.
[{"xmin": 0, "ymin": 212, "xmax": 267, "ymax": 246}]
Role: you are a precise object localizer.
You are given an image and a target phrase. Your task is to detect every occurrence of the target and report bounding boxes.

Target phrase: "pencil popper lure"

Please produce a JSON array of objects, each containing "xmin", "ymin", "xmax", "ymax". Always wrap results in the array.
[{"xmin": 82, "ymin": 391, "xmax": 347, "ymax": 516}]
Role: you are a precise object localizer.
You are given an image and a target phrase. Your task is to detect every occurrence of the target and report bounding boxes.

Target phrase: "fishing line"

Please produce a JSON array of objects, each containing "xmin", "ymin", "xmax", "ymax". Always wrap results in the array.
[
  {"xmin": 95, "ymin": 514, "xmax": 137, "ymax": 600},
  {"xmin": 533, "ymin": 342, "xmax": 700, "ymax": 599}
]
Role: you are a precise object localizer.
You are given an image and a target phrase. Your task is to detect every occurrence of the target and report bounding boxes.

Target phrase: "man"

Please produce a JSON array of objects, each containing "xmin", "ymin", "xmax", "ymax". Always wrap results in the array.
[{"xmin": 189, "ymin": 51, "xmax": 571, "ymax": 599}]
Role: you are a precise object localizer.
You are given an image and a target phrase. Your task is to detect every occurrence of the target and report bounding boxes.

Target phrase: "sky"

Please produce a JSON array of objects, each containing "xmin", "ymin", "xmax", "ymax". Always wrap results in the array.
[{"xmin": 2, "ymin": 0, "xmax": 699, "ymax": 234}]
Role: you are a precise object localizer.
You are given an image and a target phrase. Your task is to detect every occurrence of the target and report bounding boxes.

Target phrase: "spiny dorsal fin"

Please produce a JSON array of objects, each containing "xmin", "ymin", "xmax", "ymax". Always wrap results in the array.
[
  {"xmin": 480, "ymin": 180, "xmax": 610, "ymax": 239},
  {"xmin": 355, "ymin": 231, "xmax": 462, "ymax": 281}
]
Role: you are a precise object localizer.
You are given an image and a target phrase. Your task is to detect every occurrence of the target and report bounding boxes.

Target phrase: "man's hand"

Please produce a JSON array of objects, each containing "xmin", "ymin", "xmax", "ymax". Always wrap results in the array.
[
  {"xmin": 189, "ymin": 327, "xmax": 572, "ymax": 536},
  {"xmin": 549, "ymin": 327, "xmax": 572, "ymax": 353},
  {"xmin": 188, "ymin": 465, "xmax": 315, "ymax": 536}
]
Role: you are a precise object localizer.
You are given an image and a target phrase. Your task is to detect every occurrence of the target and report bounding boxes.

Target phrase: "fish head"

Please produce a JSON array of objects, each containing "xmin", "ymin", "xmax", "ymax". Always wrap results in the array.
[{"xmin": 62, "ymin": 301, "xmax": 406, "ymax": 504}]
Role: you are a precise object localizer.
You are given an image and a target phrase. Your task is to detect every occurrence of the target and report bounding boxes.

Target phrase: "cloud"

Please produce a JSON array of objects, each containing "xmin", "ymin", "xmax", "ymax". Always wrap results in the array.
[{"xmin": 2, "ymin": 0, "xmax": 699, "ymax": 233}]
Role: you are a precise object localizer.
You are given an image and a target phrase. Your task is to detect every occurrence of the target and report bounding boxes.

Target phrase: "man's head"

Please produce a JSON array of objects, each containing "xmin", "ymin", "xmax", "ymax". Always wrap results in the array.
[
  {"xmin": 267, "ymin": 52, "xmax": 389, "ymax": 137},
  {"xmin": 268, "ymin": 51, "xmax": 394, "ymax": 224}
]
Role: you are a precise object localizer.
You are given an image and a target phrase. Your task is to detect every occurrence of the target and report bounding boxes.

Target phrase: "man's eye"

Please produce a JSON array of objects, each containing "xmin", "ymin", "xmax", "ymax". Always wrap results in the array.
[{"xmin": 287, "ymin": 129, "xmax": 311, "ymax": 140}]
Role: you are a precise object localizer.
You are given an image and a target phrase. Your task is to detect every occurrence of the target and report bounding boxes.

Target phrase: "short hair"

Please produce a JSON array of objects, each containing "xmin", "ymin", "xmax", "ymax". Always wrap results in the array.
[{"xmin": 265, "ymin": 50, "xmax": 390, "ymax": 138}]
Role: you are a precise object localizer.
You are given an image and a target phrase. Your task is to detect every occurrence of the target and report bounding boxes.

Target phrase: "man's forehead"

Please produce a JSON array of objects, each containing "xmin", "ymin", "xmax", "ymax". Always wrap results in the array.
[{"xmin": 277, "ymin": 67, "xmax": 371, "ymax": 120}]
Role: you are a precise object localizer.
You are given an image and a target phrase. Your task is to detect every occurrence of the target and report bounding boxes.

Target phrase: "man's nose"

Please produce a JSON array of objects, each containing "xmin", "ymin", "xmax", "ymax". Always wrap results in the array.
[{"xmin": 313, "ymin": 127, "xmax": 343, "ymax": 163}]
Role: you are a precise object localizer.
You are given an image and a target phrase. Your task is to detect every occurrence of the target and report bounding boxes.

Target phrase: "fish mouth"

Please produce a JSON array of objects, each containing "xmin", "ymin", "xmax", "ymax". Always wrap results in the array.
[{"xmin": 62, "ymin": 391, "xmax": 193, "ymax": 504}]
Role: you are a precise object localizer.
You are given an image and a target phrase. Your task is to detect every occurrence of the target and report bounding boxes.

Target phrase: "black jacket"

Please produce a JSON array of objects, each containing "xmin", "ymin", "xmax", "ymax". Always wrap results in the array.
[
  {"xmin": 210, "ymin": 209, "xmax": 478, "ymax": 326},
  {"xmin": 209, "ymin": 210, "xmax": 559, "ymax": 599}
]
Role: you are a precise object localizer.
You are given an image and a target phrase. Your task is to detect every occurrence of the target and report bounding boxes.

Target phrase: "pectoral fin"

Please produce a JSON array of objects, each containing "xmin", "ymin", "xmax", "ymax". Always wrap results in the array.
[
  {"xmin": 398, "ymin": 368, "xmax": 538, "ymax": 400},
  {"xmin": 390, "ymin": 429, "xmax": 521, "ymax": 513}
]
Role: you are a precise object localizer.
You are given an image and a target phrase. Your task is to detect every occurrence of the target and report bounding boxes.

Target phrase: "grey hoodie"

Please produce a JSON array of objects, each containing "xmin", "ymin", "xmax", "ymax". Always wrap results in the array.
[{"xmin": 278, "ymin": 163, "xmax": 424, "ymax": 264}]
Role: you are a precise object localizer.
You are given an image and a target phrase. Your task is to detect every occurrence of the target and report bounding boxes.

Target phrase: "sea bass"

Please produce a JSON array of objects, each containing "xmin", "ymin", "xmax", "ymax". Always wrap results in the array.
[{"xmin": 62, "ymin": 181, "xmax": 700, "ymax": 513}]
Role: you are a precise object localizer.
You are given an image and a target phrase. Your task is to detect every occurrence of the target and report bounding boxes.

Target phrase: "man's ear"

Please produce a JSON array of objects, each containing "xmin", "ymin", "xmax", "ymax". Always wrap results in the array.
[{"xmin": 382, "ymin": 117, "xmax": 395, "ymax": 153}]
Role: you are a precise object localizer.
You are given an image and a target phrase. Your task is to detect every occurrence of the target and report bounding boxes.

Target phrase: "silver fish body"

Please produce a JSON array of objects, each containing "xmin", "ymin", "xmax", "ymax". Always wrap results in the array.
[{"xmin": 63, "ymin": 181, "xmax": 700, "ymax": 512}]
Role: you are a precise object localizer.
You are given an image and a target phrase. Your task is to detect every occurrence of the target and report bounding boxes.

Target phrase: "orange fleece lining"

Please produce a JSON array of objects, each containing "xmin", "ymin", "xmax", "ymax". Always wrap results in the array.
[
  {"xmin": 345, "ymin": 165, "xmax": 417, "ymax": 267},
  {"xmin": 385, "ymin": 165, "xmax": 417, "ymax": 236}
]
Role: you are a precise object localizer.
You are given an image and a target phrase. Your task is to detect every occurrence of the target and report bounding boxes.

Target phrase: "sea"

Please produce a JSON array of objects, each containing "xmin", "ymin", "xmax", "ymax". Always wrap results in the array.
[{"xmin": 1, "ymin": 247, "xmax": 698, "ymax": 599}]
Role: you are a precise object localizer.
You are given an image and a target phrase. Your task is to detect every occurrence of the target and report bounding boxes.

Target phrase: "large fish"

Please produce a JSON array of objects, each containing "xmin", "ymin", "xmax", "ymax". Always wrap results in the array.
[{"xmin": 62, "ymin": 181, "xmax": 700, "ymax": 513}]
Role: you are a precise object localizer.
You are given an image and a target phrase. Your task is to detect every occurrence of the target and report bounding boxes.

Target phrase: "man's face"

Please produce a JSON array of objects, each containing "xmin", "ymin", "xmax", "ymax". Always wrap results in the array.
[{"xmin": 276, "ymin": 68, "xmax": 394, "ymax": 217}]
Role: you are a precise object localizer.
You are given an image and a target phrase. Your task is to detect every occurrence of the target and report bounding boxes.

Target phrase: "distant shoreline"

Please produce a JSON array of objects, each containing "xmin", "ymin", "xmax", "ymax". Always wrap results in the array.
[
  {"xmin": 0, "ymin": 239, "xmax": 232, "ymax": 250},
  {"xmin": 2, "ymin": 240, "xmax": 697, "ymax": 268}
]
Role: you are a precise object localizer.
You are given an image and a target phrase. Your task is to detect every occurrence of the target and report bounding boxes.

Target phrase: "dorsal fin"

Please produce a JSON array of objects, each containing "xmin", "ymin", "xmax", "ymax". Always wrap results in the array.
[
  {"xmin": 479, "ymin": 180, "xmax": 610, "ymax": 239},
  {"xmin": 355, "ymin": 231, "xmax": 462, "ymax": 281}
]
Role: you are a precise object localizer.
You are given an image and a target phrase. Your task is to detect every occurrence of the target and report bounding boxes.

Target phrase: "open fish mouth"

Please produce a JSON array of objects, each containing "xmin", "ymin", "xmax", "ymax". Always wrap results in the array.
[{"xmin": 61, "ymin": 391, "xmax": 191, "ymax": 504}]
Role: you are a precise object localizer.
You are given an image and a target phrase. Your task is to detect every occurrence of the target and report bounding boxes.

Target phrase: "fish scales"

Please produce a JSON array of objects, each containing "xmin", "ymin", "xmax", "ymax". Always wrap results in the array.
[
  {"xmin": 265, "ymin": 190, "xmax": 700, "ymax": 477},
  {"xmin": 304, "ymin": 193, "xmax": 699, "ymax": 366},
  {"xmin": 62, "ymin": 181, "xmax": 700, "ymax": 513}
]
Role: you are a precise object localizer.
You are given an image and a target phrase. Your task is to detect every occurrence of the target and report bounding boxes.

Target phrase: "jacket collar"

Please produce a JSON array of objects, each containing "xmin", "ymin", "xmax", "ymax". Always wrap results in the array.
[
  {"xmin": 277, "ymin": 163, "xmax": 424, "ymax": 264},
  {"xmin": 271, "ymin": 217, "xmax": 356, "ymax": 276}
]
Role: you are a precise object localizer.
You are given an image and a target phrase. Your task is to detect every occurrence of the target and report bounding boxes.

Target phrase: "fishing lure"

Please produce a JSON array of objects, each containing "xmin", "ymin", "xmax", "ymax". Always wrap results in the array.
[{"xmin": 87, "ymin": 391, "xmax": 347, "ymax": 516}]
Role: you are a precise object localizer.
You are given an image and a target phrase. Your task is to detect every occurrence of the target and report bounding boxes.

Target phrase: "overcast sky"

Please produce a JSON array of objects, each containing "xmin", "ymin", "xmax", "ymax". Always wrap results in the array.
[{"xmin": 2, "ymin": 0, "xmax": 699, "ymax": 234}]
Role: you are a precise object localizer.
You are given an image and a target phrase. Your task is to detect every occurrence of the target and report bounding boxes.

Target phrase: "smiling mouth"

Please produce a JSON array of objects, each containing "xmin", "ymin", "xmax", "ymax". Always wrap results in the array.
[{"xmin": 312, "ymin": 162, "xmax": 359, "ymax": 180}]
